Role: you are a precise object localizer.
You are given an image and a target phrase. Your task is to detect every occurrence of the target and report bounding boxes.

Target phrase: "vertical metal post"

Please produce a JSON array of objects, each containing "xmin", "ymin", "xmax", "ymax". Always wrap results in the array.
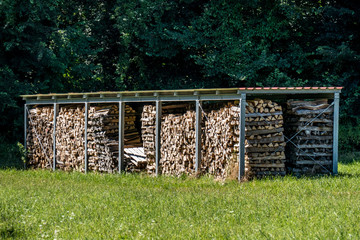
[
  {"xmin": 155, "ymin": 100, "xmax": 162, "ymax": 176},
  {"xmin": 238, "ymin": 93, "xmax": 246, "ymax": 181},
  {"xmin": 195, "ymin": 100, "xmax": 202, "ymax": 174},
  {"xmin": 53, "ymin": 103, "xmax": 58, "ymax": 171},
  {"xmin": 118, "ymin": 101, "xmax": 125, "ymax": 173},
  {"xmin": 24, "ymin": 104, "xmax": 28, "ymax": 169},
  {"xmin": 84, "ymin": 102, "xmax": 89, "ymax": 173},
  {"xmin": 332, "ymin": 93, "xmax": 340, "ymax": 175}
]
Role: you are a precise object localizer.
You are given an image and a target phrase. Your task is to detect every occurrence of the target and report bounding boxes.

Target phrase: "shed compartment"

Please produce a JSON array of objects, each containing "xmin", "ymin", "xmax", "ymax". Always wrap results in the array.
[{"xmin": 284, "ymin": 99, "xmax": 334, "ymax": 175}]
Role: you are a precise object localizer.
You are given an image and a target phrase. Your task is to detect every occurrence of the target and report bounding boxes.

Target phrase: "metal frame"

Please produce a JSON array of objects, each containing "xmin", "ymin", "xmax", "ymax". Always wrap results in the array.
[
  {"xmin": 195, "ymin": 100, "xmax": 202, "ymax": 174},
  {"xmin": 333, "ymin": 93, "xmax": 340, "ymax": 174},
  {"xmin": 24, "ymin": 104, "xmax": 28, "ymax": 169},
  {"xmin": 155, "ymin": 100, "xmax": 162, "ymax": 176},
  {"xmin": 238, "ymin": 94, "xmax": 246, "ymax": 180},
  {"xmin": 21, "ymin": 87, "xmax": 342, "ymax": 178},
  {"xmin": 21, "ymin": 88, "xmax": 342, "ymax": 105},
  {"xmin": 84, "ymin": 102, "xmax": 89, "ymax": 173},
  {"xmin": 118, "ymin": 101, "xmax": 125, "ymax": 172},
  {"xmin": 53, "ymin": 103, "xmax": 58, "ymax": 171}
]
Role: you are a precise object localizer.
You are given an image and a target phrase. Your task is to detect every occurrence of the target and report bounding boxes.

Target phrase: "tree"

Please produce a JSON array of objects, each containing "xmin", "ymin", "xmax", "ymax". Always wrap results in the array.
[{"xmin": 0, "ymin": 0, "xmax": 359, "ymax": 150}]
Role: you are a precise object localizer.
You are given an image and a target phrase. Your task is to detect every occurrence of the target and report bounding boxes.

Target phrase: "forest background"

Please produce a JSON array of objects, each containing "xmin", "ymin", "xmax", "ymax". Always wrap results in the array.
[{"xmin": 1, "ymin": 0, "xmax": 359, "ymax": 163}]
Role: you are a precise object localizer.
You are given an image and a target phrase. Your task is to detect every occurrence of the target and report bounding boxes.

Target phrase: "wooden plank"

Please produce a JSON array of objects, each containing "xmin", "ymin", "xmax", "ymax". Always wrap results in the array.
[
  {"xmin": 296, "ymin": 144, "xmax": 333, "ymax": 148},
  {"xmin": 246, "ymin": 155, "xmax": 286, "ymax": 161},
  {"xmin": 295, "ymin": 117, "xmax": 333, "ymax": 123},
  {"xmin": 246, "ymin": 127, "xmax": 284, "ymax": 136},
  {"xmin": 246, "ymin": 120, "xmax": 283, "ymax": 126},
  {"xmin": 295, "ymin": 135, "xmax": 333, "ymax": 141},
  {"xmin": 294, "ymin": 126, "xmax": 333, "ymax": 132},
  {"xmin": 244, "ymin": 111, "xmax": 283, "ymax": 117},
  {"xmin": 162, "ymin": 104, "xmax": 191, "ymax": 110},
  {"xmin": 246, "ymin": 136, "xmax": 284, "ymax": 144},
  {"xmin": 250, "ymin": 163, "xmax": 285, "ymax": 168},
  {"xmin": 254, "ymin": 171, "xmax": 286, "ymax": 176},
  {"xmin": 296, "ymin": 160, "xmax": 332, "ymax": 165},
  {"xmin": 246, "ymin": 146, "xmax": 285, "ymax": 153},
  {"xmin": 288, "ymin": 99, "xmax": 328, "ymax": 106},
  {"xmin": 292, "ymin": 103, "xmax": 329, "ymax": 111},
  {"xmin": 295, "ymin": 152, "xmax": 332, "ymax": 157},
  {"xmin": 292, "ymin": 107, "xmax": 333, "ymax": 116}
]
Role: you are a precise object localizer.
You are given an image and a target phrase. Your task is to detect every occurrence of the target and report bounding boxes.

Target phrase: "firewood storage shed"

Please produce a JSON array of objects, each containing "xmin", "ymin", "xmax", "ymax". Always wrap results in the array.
[{"xmin": 21, "ymin": 87, "xmax": 342, "ymax": 180}]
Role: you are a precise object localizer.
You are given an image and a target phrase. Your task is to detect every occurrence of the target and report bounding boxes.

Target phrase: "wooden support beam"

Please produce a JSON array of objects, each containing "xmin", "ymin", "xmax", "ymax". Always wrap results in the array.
[
  {"xmin": 155, "ymin": 100, "xmax": 162, "ymax": 176},
  {"xmin": 84, "ymin": 102, "xmax": 89, "ymax": 173},
  {"xmin": 118, "ymin": 101, "xmax": 125, "ymax": 173},
  {"xmin": 195, "ymin": 100, "xmax": 201, "ymax": 174},
  {"xmin": 332, "ymin": 93, "xmax": 339, "ymax": 174},
  {"xmin": 238, "ymin": 93, "xmax": 246, "ymax": 181},
  {"xmin": 53, "ymin": 103, "xmax": 58, "ymax": 171}
]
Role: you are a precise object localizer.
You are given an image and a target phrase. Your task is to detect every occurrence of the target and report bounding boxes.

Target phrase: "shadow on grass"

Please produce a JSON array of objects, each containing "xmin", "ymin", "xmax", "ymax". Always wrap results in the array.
[
  {"xmin": 279, "ymin": 171, "xmax": 360, "ymax": 181},
  {"xmin": 339, "ymin": 151, "xmax": 360, "ymax": 165},
  {"xmin": 0, "ymin": 207, "xmax": 26, "ymax": 239},
  {"xmin": 0, "ymin": 225, "xmax": 25, "ymax": 239},
  {"xmin": 2, "ymin": 148, "xmax": 360, "ymax": 181},
  {"xmin": 337, "ymin": 172, "xmax": 360, "ymax": 178}
]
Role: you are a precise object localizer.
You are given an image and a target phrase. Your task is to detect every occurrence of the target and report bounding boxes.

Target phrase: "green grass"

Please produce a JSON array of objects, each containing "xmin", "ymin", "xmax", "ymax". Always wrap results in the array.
[{"xmin": 1, "ymin": 159, "xmax": 360, "ymax": 239}]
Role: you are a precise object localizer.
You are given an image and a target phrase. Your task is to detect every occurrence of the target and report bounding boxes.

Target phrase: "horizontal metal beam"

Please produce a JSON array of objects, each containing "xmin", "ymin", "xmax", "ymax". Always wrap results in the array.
[
  {"xmin": 24, "ymin": 91, "xmax": 339, "ymax": 105},
  {"xmin": 24, "ymin": 94, "xmax": 245, "ymax": 104},
  {"xmin": 20, "ymin": 87, "xmax": 343, "ymax": 100}
]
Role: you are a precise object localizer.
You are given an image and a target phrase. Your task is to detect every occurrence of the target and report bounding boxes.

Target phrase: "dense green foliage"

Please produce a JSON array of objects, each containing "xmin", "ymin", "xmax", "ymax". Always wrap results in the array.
[
  {"xmin": 0, "ymin": 0, "xmax": 359, "ymax": 146},
  {"xmin": 1, "ymin": 159, "xmax": 360, "ymax": 239}
]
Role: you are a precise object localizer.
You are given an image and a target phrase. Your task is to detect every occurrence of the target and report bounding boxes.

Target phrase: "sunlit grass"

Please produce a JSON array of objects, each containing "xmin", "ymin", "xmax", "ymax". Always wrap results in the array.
[{"xmin": 1, "ymin": 160, "xmax": 360, "ymax": 239}]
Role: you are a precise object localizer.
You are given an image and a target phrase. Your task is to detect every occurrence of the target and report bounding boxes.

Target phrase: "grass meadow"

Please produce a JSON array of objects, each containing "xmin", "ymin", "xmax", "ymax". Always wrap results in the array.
[{"xmin": 1, "ymin": 155, "xmax": 360, "ymax": 239}]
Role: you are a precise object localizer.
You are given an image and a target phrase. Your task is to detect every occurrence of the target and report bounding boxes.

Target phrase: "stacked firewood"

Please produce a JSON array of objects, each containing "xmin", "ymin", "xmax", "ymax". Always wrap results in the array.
[
  {"xmin": 160, "ymin": 111, "xmax": 197, "ymax": 176},
  {"xmin": 56, "ymin": 105, "xmax": 85, "ymax": 171},
  {"xmin": 141, "ymin": 100, "xmax": 286, "ymax": 179},
  {"xmin": 26, "ymin": 106, "xmax": 54, "ymax": 169},
  {"xmin": 141, "ymin": 104, "xmax": 196, "ymax": 175},
  {"xmin": 202, "ymin": 100, "xmax": 286, "ymax": 179},
  {"xmin": 285, "ymin": 99, "xmax": 333, "ymax": 175},
  {"xmin": 243, "ymin": 99, "xmax": 286, "ymax": 177},
  {"xmin": 124, "ymin": 147, "xmax": 147, "ymax": 172},
  {"xmin": 26, "ymin": 104, "xmax": 142, "ymax": 172},
  {"xmin": 202, "ymin": 104, "xmax": 238, "ymax": 179},
  {"xmin": 87, "ymin": 104, "xmax": 141, "ymax": 173},
  {"xmin": 141, "ymin": 105, "xmax": 157, "ymax": 174},
  {"xmin": 87, "ymin": 105, "xmax": 117, "ymax": 172}
]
